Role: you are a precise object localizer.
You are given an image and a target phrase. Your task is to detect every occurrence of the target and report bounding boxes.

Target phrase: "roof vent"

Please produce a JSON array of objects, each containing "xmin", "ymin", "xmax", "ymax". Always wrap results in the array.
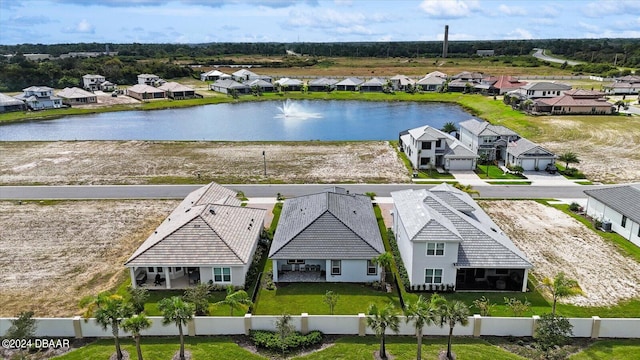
[
  {"xmin": 154, "ymin": 231, "xmax": 157, "ymax": 234},
  {"xmin": 168, "ymin": 218, "xmax": 171, "ymax": 221},
  {"xmin": 185, "ymin": 208, "xmax": 190, "ymax": 213},
  {"xmin": 353, "ymin": 210, "xmax": 357, "ymax": 214},
  {"xmin": 210, "ymin": 208, "xmax": 216, "ymax": 215},
  {"xmin": 490, "ymin": 227, "xmax": 497, "ymax": 232}
]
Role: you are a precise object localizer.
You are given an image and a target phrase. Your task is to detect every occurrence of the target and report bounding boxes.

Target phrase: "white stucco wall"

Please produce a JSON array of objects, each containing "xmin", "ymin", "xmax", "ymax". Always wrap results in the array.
[
  {"xmin": 324, "ymin": 259, "xmax": 379, "ymax": 283},
  {"xmin": 410, "ymin": 241, "xmax": 458, "ymax": 287},
  {"xmin": 586, "ymin": 197, "xmax": 640, "ymax": 247},
  {"xmin": 393, "ymin": 209, "xmax": 414, "ymax": 279}
]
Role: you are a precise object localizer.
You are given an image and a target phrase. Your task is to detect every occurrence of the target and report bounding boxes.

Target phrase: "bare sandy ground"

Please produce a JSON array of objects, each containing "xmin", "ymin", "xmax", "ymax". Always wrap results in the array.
[
  {"xmin": 0, "ymin": 200, "xmax": 178, "ymax": 317},
  {"xmin": 0, "ymin": 141, "xmax": 408, "ymax": 185},
  {"xmin": 481, "ymin": 200, "xmax": 640, "ymax": 307}
]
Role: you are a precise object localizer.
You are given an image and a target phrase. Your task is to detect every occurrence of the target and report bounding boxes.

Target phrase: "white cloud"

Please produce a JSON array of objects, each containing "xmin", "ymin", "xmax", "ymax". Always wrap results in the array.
[
  {"xmin": 505, "ymin": 28, "xmax": 533, "ymax": 40},
  {"xmin": 529, "ymin": 18, "xmax": 555, "ymax": 25},
  {"xmin": 578, "ymin": 22, "xmax": 600, "ymax": 32},
  {"xmin": 498, "ymin": 4, "xmax": 526, "ymax": 16},
  {"xmin": 286, "ymin": 8, "xmax": 392, "ymax": 29},
  {"xmin": 377, "ymin": 34, "xmax": 393, "ymax": 41},
  {"xmin": 62, "ymin": 19, "xmax": 95, "ymax": 34},
  {"xmin": 419, "ymin": 0, "xmax": 480, "ymax": 19},
  {"xmin": 583, "ymin": 0, "xmax": 640, "ymax": 18},
  {"xmin": 334, "ymin": 24, "xmax": 374, "ymax": 35}
]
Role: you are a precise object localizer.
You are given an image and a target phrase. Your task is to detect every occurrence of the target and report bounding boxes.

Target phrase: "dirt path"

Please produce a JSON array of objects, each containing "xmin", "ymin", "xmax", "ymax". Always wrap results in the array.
[{"xmin": 481, "ymin": 200, "xmax": 640, "ymax": 307}]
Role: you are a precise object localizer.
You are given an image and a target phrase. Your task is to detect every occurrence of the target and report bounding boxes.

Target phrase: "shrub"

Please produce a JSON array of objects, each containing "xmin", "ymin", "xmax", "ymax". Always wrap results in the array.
[
  {"xmin": 250, "ymin": 330, "xmax": 323, "ymax": 353},
  {"xmin": 386, "ymin": 228, "xmax": 410, "ymax": 291},
  {"xmin": 473, "ymin": 296, "xmax": 495, "ymax": 316},
  {"xmin": 568, "ymin": 202, "xmax": 581, "ymax": 212}
]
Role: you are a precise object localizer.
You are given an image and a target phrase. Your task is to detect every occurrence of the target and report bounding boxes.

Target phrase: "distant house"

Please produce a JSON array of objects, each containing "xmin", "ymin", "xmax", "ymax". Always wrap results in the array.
[
  {"xmin": 158, "ymin": 82, "xmax": 196, "ymax": 99},
  {"xmin": 82, "ymin": 74, "xmax": 106, "ymax": 91},
  {"xmin": 476, "ymin": 49, "xmax": 495, "ymax": 56},
  {"xmin": 584, "ymin": 184, "xmax": 640, "ymax": 247},
  {"xmin": 137, "ymin": 74, "xmax": 165, "ymax": 86},
  {"xmin": 417, "ymin": 72, "xmax": 447, "ymax": 92},
  {"xmin": 126, "ymin": 182, "xmax": 266, "ymax": 289},
  {"xmin": 399, "ymin": 125, "xmax": 478, "ymax": 171},
  {"xmin": 603, "ymin": 75, "xmax": 640, "ymax": 95},
  {"xmin": 275, "ymin": 78, "xmax": 303, "ymax": 91},
  {"xmin": 532, "ymin": 89, "xmax": 614, "ymax": 115},
  {"xmin": 57, "ymin": 87, "xmax": 98, "ymax": 105},
  {"xmin": 360, "ymin": 77, "xmax": 385, "ymax": 92},
  {"xmin": 126, "ymin": 84, "xmax": 166, "ymax": 100},
  {"xmin": 0, "ymin": 93, "xmax": 27, "ymax": 113},
  {"xmin": 200, "ymin": 70, "xmax": 232, "ymax": 82},
  {"xmin": 307, "ymin": 78, "xmax": 338, "ymax": 92},
  {"xmin": 459, "ymin": 119, "xmax": 520, "ymax": 162},
  {"xmin": 335, "ymin": 77, "xmax": 364, "ymax": 91},
  {"xmin": 491, "ymin": 75, "xmax": 527, "ymax": 94},
  {"xmin": 100, "ymin": 81, "xmax": 116, "ymax": 92},
  {"xmin": 391, "ymin": 184, "xmax": 532, "ymax": 292},
  {"xmin": 232, "ymin": 69, "xmax": 260, "ymax": 82},
  {"xmin": 506, "ymin": 138, "xmax": 555, "ymax": 171},
  {"xmin": 520, "ymin": 82, "xmax": 571, "ymax": 99},
  {"xmin": 246, "ymin": 78, "xmax": 275, "ymax": 93},
  {"xmin": 268, "ymin": 187, "xmax": 384, "ymax": 283},
  {"xmin": 390, "ymin": 75, "xmax": 415, "ymax": 91},
  {"xmin": 13, "ymin": 86, "xmax": 62, "ymax": 110},
  {"xmin": 210, "ymin": 79, "xmax": 250, "ymax": 95}
]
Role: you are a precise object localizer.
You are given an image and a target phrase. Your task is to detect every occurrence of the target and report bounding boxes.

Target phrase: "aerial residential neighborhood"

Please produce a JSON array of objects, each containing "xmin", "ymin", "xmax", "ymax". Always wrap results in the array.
[{"xmin": 1, "ymin": 1, "xmax": 640, "ymax": 360}]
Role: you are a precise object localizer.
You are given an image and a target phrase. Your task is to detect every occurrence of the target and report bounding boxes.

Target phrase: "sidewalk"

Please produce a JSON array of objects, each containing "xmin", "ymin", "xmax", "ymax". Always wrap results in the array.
[{"xmin": 447, "ymin": 170, "xmax": 584, "ymax": 186}]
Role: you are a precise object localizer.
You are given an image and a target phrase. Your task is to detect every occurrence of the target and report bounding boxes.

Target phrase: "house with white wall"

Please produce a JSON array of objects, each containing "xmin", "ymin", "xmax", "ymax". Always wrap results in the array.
[
  {"xmin": 137, "ymin": 74, "xmax": 164, "ymax": 86},
  {"xmin": 459, "ymin": 119, "xmax": 520, "ymax": 162},
  {"xmin": 520, "ymin": 82, "xmax": 571, "ymax": 99},
  {"xmin": 268, "ymin": 187, "xmax": 384, "ymax": 283},
  {"xmin": 200, "ymin": 70, "xmax": 231, "ymax": 82},
  {"xmin": 391, "ymin": 184, "xmax": 532, "ymax": 292},
  {"xmin": 13, "ymin": 86, "xmax": 62, "ymax": 110},
  {"xmin": 584, "ymin": 184, "xmax": 640, "ymax": 247},
  {"xmin": 506, "ymin": 138, "xmax": 555, "ymax": 171},
  {"xmin": 82, "ymin": 74, "xmax": 106, "ymax": 91},
  {"xmin": 399, "ymin": 125, "xmax": 478, "ymax": 171},
  {"xmin": 125, "ymin": 182, "xmax": 266, "ymax": 289},
  {"xmin": 57, "ymin": 87, "xmax": 97, "ymax": 105}
]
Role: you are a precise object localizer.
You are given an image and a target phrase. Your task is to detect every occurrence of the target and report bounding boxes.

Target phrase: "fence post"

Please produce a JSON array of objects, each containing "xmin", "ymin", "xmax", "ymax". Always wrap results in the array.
[
  {"xmin": 473, "ymin": 314, "xmax": 482, "ymax": 337},
  {"xmin": 187, "ymin": 319, "xmax": 196, "ymax": 336},
  {"xmin": 301, "ymin": 313, "xmax": 309, "ymax": 335},
  {"xmin": 72, "ymin": 316, "xmax": 83, "ymax": 339},
  {"xmin": 591, "ymin": 316, "xmax": 601, "ymax": 339},
  {"xmin": 244, "ymin": 314, "xmax": 252, "ymax": 335},
  {"xmin": 531, "ymin": 315, "xmax": 540, "ymax": 336},
  {"xmin": 358, "ymin": 313, "xmax": 366, "ymax": 336}
]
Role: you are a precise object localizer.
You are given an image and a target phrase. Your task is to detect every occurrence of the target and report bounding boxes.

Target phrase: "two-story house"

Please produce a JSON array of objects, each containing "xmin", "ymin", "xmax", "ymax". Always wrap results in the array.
[
  {"xmin": 399, "ymin": 125, "xmax": 478, "ymax": 171},
  {"xmin": 391, "ymin": 184, "xmax": 532, "ymax": 292},
  {"xmin": 137, "ymin": 74, "xmax": 165, "ymax": 86},
  {"xmin": 82, "ymin": 74, "xmax": 106, "ymax": 91},
  {"xmin": 13, "ymin": 86, "xmax": 62, "ymax": 110},
  {"xmin": 520, "ymin": 82, "xmax": 571, "ymax": 99},
  {"xmin": 459, "ymin": 119, "xmax": 520, "ymax": 162}
]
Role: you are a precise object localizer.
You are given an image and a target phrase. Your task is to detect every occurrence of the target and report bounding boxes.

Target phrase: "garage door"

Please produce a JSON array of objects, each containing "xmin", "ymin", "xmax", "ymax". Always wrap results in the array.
[
  {"xmin": 537, "ymin": 158, "xmax": 553, "ymax": 170},
  {"xmin": 447, "ymin": 159, "xmax": 474, "ymax": 171},
  {"xmin": 521, "ymin": 159, "xmax": 536, "ymax": 171}
]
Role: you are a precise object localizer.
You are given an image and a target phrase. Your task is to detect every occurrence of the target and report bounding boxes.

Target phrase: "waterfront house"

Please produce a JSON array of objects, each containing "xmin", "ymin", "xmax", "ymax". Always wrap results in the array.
[{"xmin": 399, "ymin": 125, "xmax": 478, "ymax": 171}]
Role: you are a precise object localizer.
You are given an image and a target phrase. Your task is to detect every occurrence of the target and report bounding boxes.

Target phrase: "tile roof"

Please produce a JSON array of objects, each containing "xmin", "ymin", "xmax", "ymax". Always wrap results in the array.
[
  {"xmin": 492, "ymin": 75, "xmax": 526, "ymax": 90},
  {"xmin": 563, "ymin": 89, "xmax": 604, "ymax": 97},
  {"xmin": 275, "ymin": 78, "xmax": 303, "ymax": 86},
  {"xmin": 336, "ymin": 77, "xmax": 364, "ymax": 86},
  {"xmin": 521, "ymin": 82, "xmax": 571, "ymax": 91},
  {"xmin": 362, "ymin": 78, "xmax": 385, "ymax": 86},
  {"xmin": 269, "ymin": 188, "xmax": 384, "ymax": 259},
  {"xmin": 57, "ymin": 87, "xmax": 95, "ymax": 99},
  {"xmin": 211, "ymin": 79, "xmax": 250, "ymax": 89},
  {"xmin": 23, "ymin": 86, "xmax": 53, "ymax": 92},
  {"xmin": 392, "ymin": 186, "xmax": 531, "ymax": 268},
  {"xmin": 507, "ymin": 138, "xmax": 554, "ymax": 157},
  {"xmin": 308, "ymin": 78, "xmax": 339, "ymax": 86},
  {"xmin": 83, "ymin": 74, "xmax": 105, "ymax": 79},
  {"xmin": 158, "ymin": 82, "xmax": 194, "ymax": 92},
  {"xmin": 584, "ymin": 184, "xmax": 640, "ymax": 224},
  {"xmin": 459, "ymin": 119, "xmax": 519, "ymax": 137},
  {"xmin": 232, "ymin": 69, "xmax": 258, "ymax": 77},
  {"xmin": 0, "ymin": 93, "xmax": 25, "ymax": 106},
  {"xmin": 535, "ymin": 95, "xmax": 612, "ymax": 107},
  {"xmin": 127, "ymin": 84, "xmax": 165, "ymax": 94},
  {"xmin": 202, "ymin": 70, "xmax": 230, "ymax": 77}
]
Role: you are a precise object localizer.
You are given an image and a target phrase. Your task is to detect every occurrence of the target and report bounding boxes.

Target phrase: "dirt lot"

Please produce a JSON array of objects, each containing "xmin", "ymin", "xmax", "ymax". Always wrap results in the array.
[
  {"xmin": 0, "ymin": 200, "xmax": 178, "ymax": 317},
  {"xmin": 0, "ymin": 141, "xmax": 409, "ymax": 185},
  {"xmin": 481, "ymin": 200, "xmax": 640, "ymax": 307}
]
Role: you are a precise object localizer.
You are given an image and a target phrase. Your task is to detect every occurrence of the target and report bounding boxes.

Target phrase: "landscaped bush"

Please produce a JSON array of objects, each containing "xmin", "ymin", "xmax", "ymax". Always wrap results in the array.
[
  {"xmin": 387, "ymin": 228, "xmax": 411, "ymax": 291},
  {"xmin": 250, "ymin": 330, "xmax": 323, "ymax": 353},
  {"xmin": 561, "ymin": 167, "xmax": 586, "ymax": 179}
]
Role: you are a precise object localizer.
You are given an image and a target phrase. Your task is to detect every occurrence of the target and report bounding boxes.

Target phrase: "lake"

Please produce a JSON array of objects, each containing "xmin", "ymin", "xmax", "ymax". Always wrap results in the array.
[{"xmin": 0, "ymin": 100, "xmax": 474, "ymax": 141}]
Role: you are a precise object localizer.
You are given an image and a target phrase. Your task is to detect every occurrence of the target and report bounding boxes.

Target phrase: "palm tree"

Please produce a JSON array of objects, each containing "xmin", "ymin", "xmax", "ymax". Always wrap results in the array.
[
  {"xmin": 557, "ymin": 152, "xmax": 580, "ymax": 170},
  {"xmin": 80, "ymin": 292, "xmax": 134, "ymax": 360},
  {"xmin": 453, "ymin": 183, "xmax": 480, "ymax": 197},
  {"xmin": 122, "ymin": 313, "xmax": 152, "ymax": 360},
  {"xmin": 159, "ymin": 296, "xmax": 195, "ymax": 360},
  {"xmin": 437, "ymin": 299, "xmax": 470, "ymax": 360},
  {"xmin": 372, "ymin": 252, "xmax": 394, "ymax": 292},
  {"xmin": 215, "ymin": 285, "xmax": 253, "ymax": 316},
  {"xmin": 538, "ymin": 272, "xmax": 583, "ymax": 316},
  {"xmin": 405, "ymin": 294, "xmax": 441, "ymax": 360},
  {"xmin": 366, "ymin": 302, "xmax": 400, "ymax": 360},
  {"xmin": 440, "ymin": 122, "xmax": 458, "ymax": 135}
]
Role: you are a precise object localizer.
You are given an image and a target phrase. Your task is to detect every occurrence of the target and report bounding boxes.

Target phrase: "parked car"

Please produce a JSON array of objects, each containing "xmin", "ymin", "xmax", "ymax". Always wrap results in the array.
[{"xmin": 545, "ymin": 164, "xmax": 557, "ymax": 174}]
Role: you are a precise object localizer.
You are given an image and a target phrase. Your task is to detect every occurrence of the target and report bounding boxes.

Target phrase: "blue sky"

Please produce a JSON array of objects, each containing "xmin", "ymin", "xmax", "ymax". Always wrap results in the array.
[{"xmin": 1, "ymin": 0, "xmax": 639, "ymax": 45}]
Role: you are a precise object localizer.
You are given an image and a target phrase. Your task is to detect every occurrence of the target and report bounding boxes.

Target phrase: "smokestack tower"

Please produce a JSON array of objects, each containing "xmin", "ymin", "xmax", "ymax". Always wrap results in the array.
[{"xmin": 443, "ymin": 25, "xmax": 449, "ymax": 58}]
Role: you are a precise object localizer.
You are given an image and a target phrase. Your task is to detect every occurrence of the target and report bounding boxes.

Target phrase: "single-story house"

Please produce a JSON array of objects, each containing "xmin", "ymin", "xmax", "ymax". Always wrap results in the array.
[
  {"xmin": 584, "ymin": 184, "xmax": 640, "ymax": 247},
  {"xmin": 126, "ymin": 182, "xmax": 266, "ymax": 289},
  {"xmin": 158, "ymin": 82, "xmax": 196, "ymax": 99},
  {"xmin": 275, "ymin": 78, "xmax": 303, "ymax": 91},
  {"xmin": 447, "ymin": 79, "xmax": 474, "ymax": 93},
  {"xmin": 210, "ymin": 79, "xmax": 251, "ymax": 95},
  {"xmin": 82, "ymin": 74, "xmax": 105, "ymax": 91},
  {"xmin": 459, "ymin": 119, "xmax": 520, "ymax": 161},
  {"xmin": 390, "ymin": 75, "xmax": 415, "ymax": 91},
  {"xmin": 335, "ymin": 77, "xmax": 364, "ymax": 91},
  {"xmin": 200, "ymin": 70, "xmax": 232, "ymax": 82},
  {"xmin": 417, "ymin": 74, "xmax": 446, "ymax": 92},
  {"xmin": 126, "ymin": 84, "xmax": 166, "ymax": 101},
  {"xmin": 57, "ymin": 87, "xmax": 98, "ymax": 105},
  {"xmin": 391, "ymin": 184, "xmax": 532, "ymax": 292},
  {"xmin": 491, "ymin": 75, "xmax": 527, "ymax": 94},
  {"xmin": 268, "ymin": 187, "xmax": 384, "ymax": 283},
  {"xmin": 247, "ymin": 78, "xmax": 275, "ymax": 92},
  {"xmin": 360, "ymin": 78, "xmax": 385, "ymax": 92},
  {"xmin": 100, "ymin": 81, "xmax": 117, "ymax": 92},
  {"xmin": 13, "ymin": 86, "xmax": 63, "ymax": 110},
  {"xmin": 603, "ymin": 75, "xmax": 640, "ymax": 95},
  {"xmin": 0, "ymin": 93, "xmax": 27, "ymax": 112},
  {"xmin": 506, "ymin": 138, "xmax": 555, "ymax": 171},
  {"xmin": 399, "ymin": 125, "xmax": 478, "ymax": 171},
  {"xmin": 533, "ymin": 89, "xmax": 614, "ymax": 115},
  {"xmin": 307, "ymin": 78, "xmax": 338, "ymax": 92},
  {"xmin": 232, "ymin": 69, "xmax": 260, "ymax": 82}
]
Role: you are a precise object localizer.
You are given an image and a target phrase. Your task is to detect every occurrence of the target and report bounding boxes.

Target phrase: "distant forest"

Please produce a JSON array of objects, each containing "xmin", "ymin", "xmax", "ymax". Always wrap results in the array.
[{"xmin": 0, "ymin": 38, "xmax": 638, "ymax": 92}]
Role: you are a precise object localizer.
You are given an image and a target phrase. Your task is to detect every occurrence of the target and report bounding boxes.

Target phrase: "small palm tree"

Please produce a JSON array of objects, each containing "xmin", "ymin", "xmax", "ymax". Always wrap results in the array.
[
  {"xmin": 122, "ymin": 313, "xmax": 152, "ymax": 360},
  {"xmin": 441, "ymin": 122, "xmax": 458, "ymax": 135},
  {"xmin": 538, "ymin": 272, "xmax": 583, "ymax": 316},
  {"xmin": 80, "ymin": 293, "xmax": 134, "ymax": 360},
  {"xmin": 215, "ymin": 285, "xmax": 253, "ymax": 316},
  {"xmin": 557, "ymin": 152, "xmax": 580, "ymax": 170},
  {"xmin": 405, "ymin": 294, "xmax": 441, "ymax": 360},
  {"xmin": 159, "ymin": 296, "xmax": 195, "ymax": 360},
  {"xmin": 372, "ymin": 252, "xmax": 394, "ymax": 291},
  {"xmin": 367, "ymin": 302, "xmax": 400, "ymax": 360},
  {"xmin": 437, "ymin": 299, "xmax": 470, "ymax": 360}
]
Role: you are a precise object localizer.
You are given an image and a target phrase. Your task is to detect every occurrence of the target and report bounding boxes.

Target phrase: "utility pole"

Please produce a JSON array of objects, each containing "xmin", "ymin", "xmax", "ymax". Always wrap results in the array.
[{"xmin": 262, "ymin": 151, "xmax": 266, "ymax": 176}]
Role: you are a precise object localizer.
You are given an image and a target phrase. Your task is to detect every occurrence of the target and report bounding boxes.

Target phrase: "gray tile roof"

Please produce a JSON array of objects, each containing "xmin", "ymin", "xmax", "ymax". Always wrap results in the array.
[
  {"xmin": 585, "ymin": 184, "xmax": 640, "ymax": 224},
  {"xmin": 57, "ymin": 87, "xmax": 95, "ymax": 99},
  {"xmin": 269, "ymin": 189, "xmax": 384, "ymax": 259},
  {"xmin": 211, "ymin": 79, "xmax": 250, "ymax": 90},
  {"xmin": 507, "ymin": 138, "xmax": 554, "ymax": 158},
  {"xmin": 362, "ymin": 78, "xmax": 385, "ymax": 86},
  {"xmin": 336, "ymin": 77, "xmax": 364, "ymax": 86},
  {"xmin": 308, "ymin": 78, "xmax": 339, "ymax": 86},
  {"xmin": 459, "ymin": 119, "xmax": 518, "ymax": 137},
  {"xmin": 0, "ymin": 93, "xmax": 25, "ymax": 106},
  {"xmin": 521, "ymin": 82, "xmax": 571, "ymax": 91},
  {"xmin": 392, "ymin": 186, "xmax": 531, "ymax": 268}
]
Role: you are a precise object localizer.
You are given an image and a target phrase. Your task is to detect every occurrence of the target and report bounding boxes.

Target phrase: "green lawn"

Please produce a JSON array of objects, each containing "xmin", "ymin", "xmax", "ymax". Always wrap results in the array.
[
  {"xmin": 486, "ymin": 181, "xmax": 531, "ymax": 185},
  {"xmin": 569, "ymin": 339, "xmax": 640, "ymax": 360},
  {"xmin": 142, "ymin": 289, "xmax": 234, "ymax": 316},
  {"xmin": 416, "ymin": 169, "xmax": 456, "ymax": 180},
  {"xmin": 475, "ymin": 165, "xmax": 525, "ymax": 180}
]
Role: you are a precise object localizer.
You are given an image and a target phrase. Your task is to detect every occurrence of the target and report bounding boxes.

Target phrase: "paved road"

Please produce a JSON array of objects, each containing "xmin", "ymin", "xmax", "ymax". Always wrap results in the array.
[
  {"xmin": 0, "ymin": 184, "xmax": 602, "ymax": 200},
  {"xmin": 532, "ymin": 48, "xmax": 581, "ymax": 66}
]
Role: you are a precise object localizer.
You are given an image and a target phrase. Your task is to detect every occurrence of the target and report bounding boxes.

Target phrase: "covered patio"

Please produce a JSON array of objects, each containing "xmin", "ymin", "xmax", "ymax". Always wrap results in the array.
[
  {"xmin": 455, "ymin": 268, "xmax": 528, "ymax": 292},
  {"xmin": 129, "ymin": 266, "xmax": 206, "ymax": 290},
  {"xmin": 273, "ymin": 260, "xmax": 327, "ymax": 282}
]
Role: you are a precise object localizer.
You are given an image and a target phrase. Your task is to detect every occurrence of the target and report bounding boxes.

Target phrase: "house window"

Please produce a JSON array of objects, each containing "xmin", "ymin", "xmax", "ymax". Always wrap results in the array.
[
  {"xmin": 331, "ymin": 260, "xmax": 341, "ymax": 275},
  {"xmin": 214, "ymin": 267, "xmax": 231, "ymax": 282},
  {"xmin": 287, "ymin": 259, "xmax": 305, "ymax": 264},
  {"xmin": 157, "ymin": 267, "xmax": 163, "ymax": 273},
  {"xmin": 420, "ymin": 157, "xmax": 431, "ymax": 165},
  {"xmin": 436, "ymin": 139, "xmax": 442, "ymax": 147},
  {"xmin": 422, "ymin": 142, "xmax": 432, "ymax": 150},
  {"xmin": 147, "ymin": 267, "xmax": 154, "ymax": 273},
  {"xmin": 426, "ymin": 242, "xmax": 445, "ymax": 256},
  {"xmin": 425, "ymin": 269, "xmax": 443, "ymax": 284},
  {"xmin": 367, "ymin": 260, "xmax": 377, "ymax": 276},
  {"xmin": 622, "ymin": 216, "xmax": 627, "ymax": 228}
]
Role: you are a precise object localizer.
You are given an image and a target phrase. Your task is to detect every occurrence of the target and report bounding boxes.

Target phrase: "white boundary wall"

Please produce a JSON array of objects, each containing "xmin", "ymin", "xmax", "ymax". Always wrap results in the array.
[{"xmin": 1, "ymin": 315, "xmax": 639, "ymax": 339}]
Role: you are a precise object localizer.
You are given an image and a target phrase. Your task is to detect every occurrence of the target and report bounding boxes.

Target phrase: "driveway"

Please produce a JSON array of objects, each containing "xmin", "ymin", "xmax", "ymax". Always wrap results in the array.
[{"xmin": 522, "ymin": 171, "xmax": 580, "ymax": 186}]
